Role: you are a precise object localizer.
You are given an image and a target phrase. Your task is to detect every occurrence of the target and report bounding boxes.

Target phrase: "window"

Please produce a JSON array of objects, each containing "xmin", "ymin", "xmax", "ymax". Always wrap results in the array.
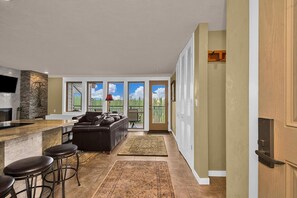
[
  {"xmin": 87, "ymin": 82, "xmax": 103, "ymax": 112},
  {"xmin": 66, "ymin": 82, "xmax": 82, "ymax": 112},
  {"xmin": 108, "ymin": 82, "xmax": 124, "ymax": 113},
  {"xmin": 128, "ymin": 82, "xmax": 144, "ymax": 128}
]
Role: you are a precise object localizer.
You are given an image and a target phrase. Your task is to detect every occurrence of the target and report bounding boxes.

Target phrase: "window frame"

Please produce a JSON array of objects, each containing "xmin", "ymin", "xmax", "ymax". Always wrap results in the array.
[
  {"xmin": 87, "ymin": 81, "xmax": 103, "ymax": 112},
  {"xmin": 66, "ymin": 81, "xmax": 83, "ymax": 112}
]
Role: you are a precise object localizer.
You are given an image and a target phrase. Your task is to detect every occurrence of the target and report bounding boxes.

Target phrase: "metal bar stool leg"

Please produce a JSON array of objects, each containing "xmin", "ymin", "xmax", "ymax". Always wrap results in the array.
[
  {"xmin": 51, "ymin": 165, "xmax": 56, "ymax": 198},
  {"xmin": 10, "ymin": 188, "xmax": 17, "ymax": 198},
  {"xmin": 32, "ymin": 175, "xmax": 38, "ymax": 198},
  {"xmin": 57, "ymin": 160, "xmax": 61, "ymax": 185},
  {"xmin": 62, "ymin": 158, "xmax": 67, "ymax": 198},
  {"xmin": 25, "ymin": 177, "xmax": 32, "ymax": 198},
  {"xmin": 75, "ymin": 152, "xmax": 81, "ymax": 186}
]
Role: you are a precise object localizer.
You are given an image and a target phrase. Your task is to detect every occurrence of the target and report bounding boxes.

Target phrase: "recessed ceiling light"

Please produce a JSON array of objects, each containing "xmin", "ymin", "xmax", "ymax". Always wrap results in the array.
[
  {"xmin": 44, "ymin": 71, "xmax": 49, "ymax": 74},
  {"xmin": 2, "ymin": 0, "xmax": 11, "ymax": 2}
]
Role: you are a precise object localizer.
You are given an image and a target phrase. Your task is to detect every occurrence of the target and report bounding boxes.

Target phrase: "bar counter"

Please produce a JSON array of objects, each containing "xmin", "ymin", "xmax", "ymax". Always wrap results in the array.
[{"xmin": 0, "ymin": 120, "xmax": 75, "ymax": 173}]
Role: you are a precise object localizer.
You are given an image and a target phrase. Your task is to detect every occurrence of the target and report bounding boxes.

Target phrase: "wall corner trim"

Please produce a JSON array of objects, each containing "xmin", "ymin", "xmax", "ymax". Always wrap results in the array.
[
  {"xmin": 170, "ymin": 129, "xmax": 177, "ymax": 139},
  {"xmin": 169, "ymin": 129, "xmax": 175, "ymax": 134},
  {"xmin": 193, "ymin": 169, "xmax": 210, "ymax": 185},
  {"xmin": 208, "ymin": 170, "xmax": 227, "ymax": 177}
]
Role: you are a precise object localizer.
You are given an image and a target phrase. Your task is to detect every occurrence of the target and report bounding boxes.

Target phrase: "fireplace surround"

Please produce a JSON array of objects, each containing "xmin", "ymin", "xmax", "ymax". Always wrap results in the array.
[{"xmin": 0, "ymin": 108, "xmax": 12, "ymax": 122}]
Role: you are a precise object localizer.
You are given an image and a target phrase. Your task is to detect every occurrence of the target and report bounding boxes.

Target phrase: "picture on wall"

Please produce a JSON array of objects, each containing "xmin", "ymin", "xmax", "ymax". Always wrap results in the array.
[{"xmin": 171, "ymin": 80, "xmax": 175, "ymax": 102}]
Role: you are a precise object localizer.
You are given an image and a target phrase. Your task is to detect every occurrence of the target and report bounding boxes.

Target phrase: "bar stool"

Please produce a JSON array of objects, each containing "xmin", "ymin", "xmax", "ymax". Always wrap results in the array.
[
  {"xmin": 3, "ymin": 156, "xmax": 54, "ymax": 198},
  {"xmin": 0, "ymin": 175, "xmax": 17, "ymax": 198},
  {"xmin": 44, "ymin": 144, "xmax": 80, "ymax": 198}
]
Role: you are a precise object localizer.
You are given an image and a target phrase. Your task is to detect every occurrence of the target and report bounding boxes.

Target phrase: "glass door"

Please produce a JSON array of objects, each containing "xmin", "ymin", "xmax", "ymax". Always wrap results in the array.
[{"xmin": 149, "ymin": 81, "xmax": 168, "ymax": 131}]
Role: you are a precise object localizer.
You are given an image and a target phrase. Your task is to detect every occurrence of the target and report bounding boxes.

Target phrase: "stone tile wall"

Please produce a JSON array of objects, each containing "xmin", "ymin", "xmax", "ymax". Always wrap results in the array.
[{"xmin": 20, "ymin": 71, "xmax": 48, "ymax": 119}]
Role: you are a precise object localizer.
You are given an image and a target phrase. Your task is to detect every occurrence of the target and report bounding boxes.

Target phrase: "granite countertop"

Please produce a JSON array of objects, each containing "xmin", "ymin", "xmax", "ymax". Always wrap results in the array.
[{"xmin": 0, "ymin": 120, "xmax": 75, "ymax": 142}]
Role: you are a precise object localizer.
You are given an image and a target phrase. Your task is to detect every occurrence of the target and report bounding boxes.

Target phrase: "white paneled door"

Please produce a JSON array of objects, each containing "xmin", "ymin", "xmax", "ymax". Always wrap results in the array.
[{"xmin": 176, "ymin": 34, "xmax": 194, "ymax": 168}]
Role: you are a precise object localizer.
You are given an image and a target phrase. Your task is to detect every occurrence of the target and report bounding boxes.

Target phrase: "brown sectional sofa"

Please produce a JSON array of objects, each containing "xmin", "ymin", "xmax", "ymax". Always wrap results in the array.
[{"xmin": 72, "ymin": 112, "xmax": 128, "ymax": 152}]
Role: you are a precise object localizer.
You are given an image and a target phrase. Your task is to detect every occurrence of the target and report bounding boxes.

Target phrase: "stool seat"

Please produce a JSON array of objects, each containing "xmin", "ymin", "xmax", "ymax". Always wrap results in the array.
[
  {"xmin": 44, "ymin": 144, "xmax": 78, "ymax": 157},
  {"xmin": 3, "ymin": 156, "xmax": 53, "ymax": 178},
  {"xmin": 44, "ymin": 144, "xmax": 77, "ymax": 157},
  {"xmin": 0, "ymin": 175, "xmax": 15, "ymax": 197}
]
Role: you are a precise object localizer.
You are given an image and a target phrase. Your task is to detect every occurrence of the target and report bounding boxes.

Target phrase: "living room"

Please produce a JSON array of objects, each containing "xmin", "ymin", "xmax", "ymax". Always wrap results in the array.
[{"xmin": 0, "ymin": 0, "xmax": 267, "ymax": 197}]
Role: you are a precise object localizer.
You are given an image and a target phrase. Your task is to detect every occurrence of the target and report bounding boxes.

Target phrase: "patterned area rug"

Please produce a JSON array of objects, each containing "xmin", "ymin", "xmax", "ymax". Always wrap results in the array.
[
  {"xmin": 117, "ymin": 135, "xmax": 168, "ymax": 156},
  {"xmin": 92, "ymin": 161, "xmax": 175, "ymax": 198}
]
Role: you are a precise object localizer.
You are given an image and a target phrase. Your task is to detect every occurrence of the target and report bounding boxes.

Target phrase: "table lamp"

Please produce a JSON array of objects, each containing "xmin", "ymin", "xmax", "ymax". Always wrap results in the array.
[{"xmin": 105, "ymin": 94, "xmax": 113, "ymax": 112}]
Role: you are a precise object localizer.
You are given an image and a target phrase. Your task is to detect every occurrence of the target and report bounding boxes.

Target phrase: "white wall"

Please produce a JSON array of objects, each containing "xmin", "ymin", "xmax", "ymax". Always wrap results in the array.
[
  {"xmin": 62, "ymin": 76, "xmax": 171, "ymax": 131},
  {"xmin": 0, "ymin": 66, "xmax": 20, "ymax": 120}
]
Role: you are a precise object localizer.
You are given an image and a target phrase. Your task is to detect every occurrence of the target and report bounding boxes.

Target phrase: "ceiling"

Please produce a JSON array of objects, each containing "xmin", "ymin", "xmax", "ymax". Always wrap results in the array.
[{"xmin": 0, "ymin": 0, "xmax": 226, "ymax": 77}]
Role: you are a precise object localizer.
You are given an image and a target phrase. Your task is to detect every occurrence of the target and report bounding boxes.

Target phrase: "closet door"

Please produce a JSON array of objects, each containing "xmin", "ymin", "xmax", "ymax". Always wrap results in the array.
[{"xmin": 176, "ymin": 35, "xmax": 194, "ymax": 168}]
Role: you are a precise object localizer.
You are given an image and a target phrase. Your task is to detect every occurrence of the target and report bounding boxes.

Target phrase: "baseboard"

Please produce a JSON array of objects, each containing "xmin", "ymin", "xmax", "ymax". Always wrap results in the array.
[
  {"xmin": 170, "ymin": 129, "xmax": 210, "ymax": 185},
  {"xmin": 193, "ymin": 169, "xmax": 210, "ymax": 185},
  {"xmin": 208, "ymin": 170, "xmax": 227, "ymax": 177}
]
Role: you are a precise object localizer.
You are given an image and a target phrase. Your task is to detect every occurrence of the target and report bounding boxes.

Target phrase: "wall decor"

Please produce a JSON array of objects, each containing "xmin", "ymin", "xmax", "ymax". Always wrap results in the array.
[{"xmin": 171, "ymin": 80, "xmax": 176, "ymax": 102}]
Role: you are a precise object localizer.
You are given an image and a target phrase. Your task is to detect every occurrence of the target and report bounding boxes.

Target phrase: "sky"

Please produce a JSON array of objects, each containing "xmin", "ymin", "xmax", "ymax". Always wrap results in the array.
[
  {"xmin": 89, "ymin": 82, "xmax": 165, "ymax": 101},
  {"xmin": 108, "ymin": 83, "xmax": 124, "ymax": 100},
  {"xmin": 129, "ymin": 83, "xmax": 144, "ymax": 100},
  {"xmin": 152, "ymin": 85, "xmax": 165, "ymax": 100},
  {"xmin": 91, "ymin": 83, "xmax": 103, "ymax": 100}
]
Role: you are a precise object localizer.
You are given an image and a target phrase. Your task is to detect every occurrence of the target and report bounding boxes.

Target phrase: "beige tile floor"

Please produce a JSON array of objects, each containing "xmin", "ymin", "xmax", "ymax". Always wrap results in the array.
[{"xmin": 55, "ymin": 132, "xmax": 226, "ymax": 198}]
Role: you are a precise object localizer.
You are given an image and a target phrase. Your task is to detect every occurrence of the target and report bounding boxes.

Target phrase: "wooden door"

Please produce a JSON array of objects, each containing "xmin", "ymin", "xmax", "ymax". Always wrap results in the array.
[
  {"xmin": 259, "ymin": 0, "xmax": 297, "ymax": 197},
  {"xmin": 149, "ymin": 81, "xmax": 168, "ymax": 131}
]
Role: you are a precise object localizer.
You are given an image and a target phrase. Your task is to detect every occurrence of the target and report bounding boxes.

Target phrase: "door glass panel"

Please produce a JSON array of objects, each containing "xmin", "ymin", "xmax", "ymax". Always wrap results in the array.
[
  {"xmin": 87, "ymin": 82, "xmax": 103, "ymax": 112},
  {"xmin": 152, "ymin": 85, "xmax": 166, "ymax": 123},
  {"xmin": 108, "ymin": 82, "xmax": 124, "ymax": 113},
  {"xmin": 66, "ymin": 82, "xmax": 82, "ymax": 112},
  {"xmin": 128, "ymin": 82, "xmax": 144, "ymax": 128}
]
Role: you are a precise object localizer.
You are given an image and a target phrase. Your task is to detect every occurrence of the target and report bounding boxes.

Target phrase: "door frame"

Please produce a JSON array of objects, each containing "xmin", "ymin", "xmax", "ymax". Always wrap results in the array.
[
  {"xmin": 149, "ymin": 80, "xmax": 168, "ymax": 131},
  {"xmin": 249, "ymin": 0, "xmax": 259, "ymax": 197}
]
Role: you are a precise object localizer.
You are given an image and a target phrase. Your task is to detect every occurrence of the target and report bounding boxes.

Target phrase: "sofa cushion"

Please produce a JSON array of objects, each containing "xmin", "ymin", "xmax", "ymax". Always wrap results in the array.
[
  {"xmin": 85, "ymin": 111, "xmax": 102, "ymax": 117},
  {"xmin": 100, "ymin": 116, "xmax": 115, "ymax": 126},
  {"xmin": 77, "ymin": 112, "xmax": 103, "ymax": 125}
]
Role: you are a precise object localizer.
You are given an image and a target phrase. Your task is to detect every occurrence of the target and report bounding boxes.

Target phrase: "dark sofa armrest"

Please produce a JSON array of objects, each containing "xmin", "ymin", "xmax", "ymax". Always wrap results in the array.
[
  {"xmin": 109, "ymin": 116, "xmax": 128, "ymax": 129},
  {"xmin": 72, "ymin": 114, "xmax": 85, "ymax": 120}
]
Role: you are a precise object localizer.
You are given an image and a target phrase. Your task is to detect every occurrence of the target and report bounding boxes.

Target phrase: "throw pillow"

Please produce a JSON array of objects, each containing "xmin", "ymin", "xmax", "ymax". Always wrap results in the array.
[
  {"xmin": 100, "ymin": 116, "xmax": 115, "ymax": 126},
  {"xmin": 112, "ymin": 115, "xmax": 121, "ymax": 121},
  {"xmin": 86, "ymin": 115, "xmax": 98, "ymax": 122},
  {"xmin": 94, "ymin": 116, "xmax": 105, "ymax": 125}
]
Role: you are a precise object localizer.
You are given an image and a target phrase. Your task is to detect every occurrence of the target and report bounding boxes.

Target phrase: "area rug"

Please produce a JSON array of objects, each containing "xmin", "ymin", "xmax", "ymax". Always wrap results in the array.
[
  {"xmin": 92, "ymin": 161, "xmax": 175, "ymax": 198},
  {"xmin": 117, "ymin": 135, "xmax": 168, "ymax": 156}
]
